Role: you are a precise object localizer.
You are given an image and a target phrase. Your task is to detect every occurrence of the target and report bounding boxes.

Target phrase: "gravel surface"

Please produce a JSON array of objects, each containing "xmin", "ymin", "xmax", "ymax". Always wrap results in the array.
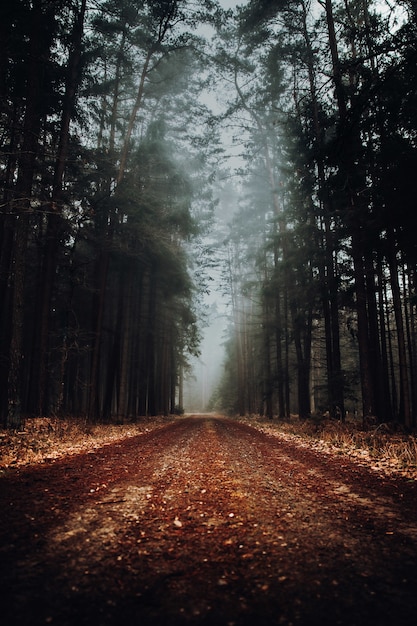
[{"xmin": 1, "ymin": 415, "xmax": 416, "ymax": 625}]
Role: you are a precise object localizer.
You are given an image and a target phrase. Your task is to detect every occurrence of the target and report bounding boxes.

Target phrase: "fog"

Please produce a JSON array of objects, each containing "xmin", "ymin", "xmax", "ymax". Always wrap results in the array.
[
  {"xmin": 183, "ymin": 183, "xmax": 238, "ymax": 413},
  {"xmin": 181, "ymin": 0, "xmax": 247, "ymax": 413},
  {"xmin": 182, "ymin": 306, "xmax": 227, "ymax": 412}
]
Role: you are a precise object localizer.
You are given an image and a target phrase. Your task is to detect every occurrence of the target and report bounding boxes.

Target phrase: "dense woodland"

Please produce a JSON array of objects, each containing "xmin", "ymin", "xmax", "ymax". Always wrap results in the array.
[{"xmin": 1, "ymin": 0, "xmax": 417, "ymax": 430}]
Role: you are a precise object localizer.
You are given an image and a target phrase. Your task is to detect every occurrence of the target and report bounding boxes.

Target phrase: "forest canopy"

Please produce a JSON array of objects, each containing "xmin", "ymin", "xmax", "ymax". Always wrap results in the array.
[{"xmin": 1, "ymin": 0, "xmax": 416, "ymax": 429}]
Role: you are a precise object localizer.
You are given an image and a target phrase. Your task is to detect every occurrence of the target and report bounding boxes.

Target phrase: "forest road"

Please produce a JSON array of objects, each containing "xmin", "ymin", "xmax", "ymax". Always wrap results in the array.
[{"xmin": 1, "ymin": 416, "xmax": 417, "ymax": 626}]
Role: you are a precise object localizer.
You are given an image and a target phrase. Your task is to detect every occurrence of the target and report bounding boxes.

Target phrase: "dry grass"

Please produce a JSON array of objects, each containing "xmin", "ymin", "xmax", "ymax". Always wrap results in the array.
[
  {"xmin": 0, "ymin": 415, "xmax": 173, "ymax": 471},
  {"xmin": 239, "ymin": 414, "xmax": 417, "ymax": 480}
]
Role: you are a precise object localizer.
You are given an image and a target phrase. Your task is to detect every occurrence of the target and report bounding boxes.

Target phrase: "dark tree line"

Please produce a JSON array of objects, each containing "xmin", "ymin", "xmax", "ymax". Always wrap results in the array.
[
  {"xmin": 2, "ymin": 0, "xmax": 417, "ymax": 430},
  {"xmin": 212, "ymin": 0, "xmax": 417, "ymax": 428},
  {"xmin": 0, "ymin": 0, "xmax": 220, "ymax": 428}
]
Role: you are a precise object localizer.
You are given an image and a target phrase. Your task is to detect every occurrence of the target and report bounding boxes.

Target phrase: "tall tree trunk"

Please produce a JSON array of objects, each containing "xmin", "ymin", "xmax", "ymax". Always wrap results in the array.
[
  {"xmin": 376, "ymin": 255, "xmax": 394, "ymax": 420},
  {"xmin": 87, "ymin": 25, "xmax": 129, "ymax": 421},
  {"xmin": 290, "ymin": 298, "xmax": 313, "ymax": 420},
  {"xmin": 226, "ymin": 244, "xmax": 245, "ymax": 416},
  {"xmin": 158, "ymin": 314, "xmax": 171, "ymax": 417},
  {"xmin": 0, "ymin": 105, "xmax": 19, "ymax": 422},
  {"xmin": 178, "ymin": 364, "xmax": 184, "ymax": 413},
  {"xmin": 324, "ymin": 0, "xmax": 376, "ymax": 419},
  {"xmin": 7, "ymin": 0, "xmax": 52, "ymax": 427},
  {"xmin": 88, "ymin": 34, "xmax": 161, "ymax": 421},
  {"xmin": 387, "ymin": 234, "xmax": 412, "ymax": 427},
  {"xmin": 363, "ymin": 247, "xmax": 387, "ymax": 421},
  {"xmin": 300, "ymin": 0, "xmax": 345, "ymax": 419},
  {"xmin": 102, "ymin": 277, "xmax": 123, "ymax": 421},
  {"xmin": 383, "ymin": 276, "xmax": 398, "ymax": 419},
  {"xmin": 88, "ymin": 247, "xmax": 110, "ymax": 421},
  {"xmin": 117, "ymin": 268, "xmax": 133, "ymax": 420},
  {"xmin": 274, "ymin": 290, "xmax": 286, "ymax": 419},
  {"xmin": 407, "ymin": 266, "xmax": 417, "ymax": 425},
  {"xmin": 263, "ymin": 296, "xmax": 273, "ymax": 419},
  {"xmin": 169, "ymin": 343, "xmax": 176, "ymax": 414},
  {"xmin": 33, "ymin": 0, "xmax": 86, "ymax": 415},
  {"xmin": 146, "ymin": 278, "xmax": 157, "ymax": 416}
]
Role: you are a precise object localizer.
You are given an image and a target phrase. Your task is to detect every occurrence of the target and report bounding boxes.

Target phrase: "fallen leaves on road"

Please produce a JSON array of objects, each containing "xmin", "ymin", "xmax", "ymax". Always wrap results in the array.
[{"xmin": 1, "ymin": 416, "xmax": 416, "ymax": 626}]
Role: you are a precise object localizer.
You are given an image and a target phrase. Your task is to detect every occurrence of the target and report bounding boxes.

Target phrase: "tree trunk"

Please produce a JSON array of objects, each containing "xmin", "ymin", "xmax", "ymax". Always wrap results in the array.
[
  {"xmin": 290, "ymin": 299, "xmax": 313, "ymax": 420},
  {"xmin": 118, "ymin": 268, "xmax": 133, "ymax": 420},
  {"xmin": 387, "ymin": 234, "xmax": 412, "ymax": 427},
  {"xmin": 407, "ymin": 266, "xmax": 417, "ymax": 425},
  {"xmin": 301, "ymin": 0, "xmax": 345, "ymax": 419},
  {"xmin": 376, "ymin": 255, "xmax": 394, "ymax": 420},
  {"xmin": 88, "ymin": 246, "xmax": 110, "ymax": 421},
  {"xmin": 34, "ymin": 0, "xmax": 86, "ymax": 415},
  {"xmin": 274, "ymin": 291, "xmax": 286, "ymax": 419},
  {"xmin": 146, "ymin": 278, "xmax": 157, "ymax": 416},
  {"xmin": 0, "ymin": 106, "xmax": 19, "ymax": 422},
  {"xmin": 7, "ymin": 0, "xmax": 51, "ymax": 427},
  {"xmin": 263, "ymin": 296, "xmax": 273, "ymax": 420},
  {"xmin": 324, "ymin": 0, "xmax": 376, "ymax": 419}
]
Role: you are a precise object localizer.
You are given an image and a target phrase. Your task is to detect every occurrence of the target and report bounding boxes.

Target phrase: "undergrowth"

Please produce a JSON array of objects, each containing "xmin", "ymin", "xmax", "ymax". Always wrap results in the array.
[
  {"xmin": 241, "ymin": 414, "xmax": 417, "ymax": 479},
  {"xmin": 0, "ymin": 415, "xmax": 171, "ymax": 470}
]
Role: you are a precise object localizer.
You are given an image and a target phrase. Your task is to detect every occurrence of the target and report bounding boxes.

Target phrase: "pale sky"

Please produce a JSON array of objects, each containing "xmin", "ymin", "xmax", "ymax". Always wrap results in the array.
[{"xmin": 219, "ymin": 0, "xmax": 245, "ymax": 8}]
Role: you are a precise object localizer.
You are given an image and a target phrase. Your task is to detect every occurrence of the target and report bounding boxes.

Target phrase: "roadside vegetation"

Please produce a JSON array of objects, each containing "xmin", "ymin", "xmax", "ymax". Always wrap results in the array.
[
  {"xmin": 1, "ymin": 414, "xmax": 416, "ymax": 480},
  {"xmin": 0, "ymin": 416, "xmax": 171, "ymax": 471},
  {"xmin": 242, "ymin": 415, "xmax": 417, "ymax": 480}
]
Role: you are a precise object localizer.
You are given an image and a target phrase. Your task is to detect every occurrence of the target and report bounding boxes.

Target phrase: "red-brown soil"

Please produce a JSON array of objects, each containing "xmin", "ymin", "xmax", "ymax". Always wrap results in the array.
[{"xmin": 1, "ymin": 415, "xmax": 416, "ymax": 625}]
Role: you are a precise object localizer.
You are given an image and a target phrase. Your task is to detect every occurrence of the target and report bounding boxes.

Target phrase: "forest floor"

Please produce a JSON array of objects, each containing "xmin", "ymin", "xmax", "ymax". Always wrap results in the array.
[{"xmin": 0, "ymin": 415, "xmax": 417, "ymax": 625}]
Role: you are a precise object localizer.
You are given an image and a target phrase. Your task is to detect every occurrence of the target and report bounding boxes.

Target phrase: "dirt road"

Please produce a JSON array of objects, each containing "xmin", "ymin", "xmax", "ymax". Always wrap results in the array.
[{"xmin": 1, "ymin": 416, "xmax": 416, "ymax": 625}]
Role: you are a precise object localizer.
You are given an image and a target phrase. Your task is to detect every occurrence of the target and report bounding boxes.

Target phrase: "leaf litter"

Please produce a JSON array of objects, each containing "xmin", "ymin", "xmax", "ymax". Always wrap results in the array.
[{"xmin": 0, "ymin": 415, "xmax": 416, "ymax": 625}]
